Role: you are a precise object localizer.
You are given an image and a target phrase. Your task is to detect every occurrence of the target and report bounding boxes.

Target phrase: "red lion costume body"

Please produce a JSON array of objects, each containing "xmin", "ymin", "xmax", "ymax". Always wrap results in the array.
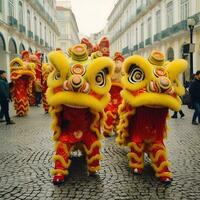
[
  {"xmin": 104, "ymin": 52, "xmax": 124, "ymax": 136},
  {"xmin": 46, "ymin": 44, "xmax": 114, "ymax": 184},
  {"xmin": 10, "ymin": 57, "xmax": 35, "ymax": 116},
  {"xmin": 116, "ymin": 51, "xmax": 187, "ymax": 183}
]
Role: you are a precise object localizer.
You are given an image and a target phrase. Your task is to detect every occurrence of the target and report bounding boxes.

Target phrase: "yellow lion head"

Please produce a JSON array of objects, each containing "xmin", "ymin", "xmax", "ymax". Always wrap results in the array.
[
  {"xmin": 46, "ymin": 44, "xmax": 114, "ymax": 112},
  {"xmin": 10, "ymin": 57, "xmax": 35, "ymax": 80},
  {"xmin": 121, "ymin": 50, "xmax": 187, "ymax": 111}
]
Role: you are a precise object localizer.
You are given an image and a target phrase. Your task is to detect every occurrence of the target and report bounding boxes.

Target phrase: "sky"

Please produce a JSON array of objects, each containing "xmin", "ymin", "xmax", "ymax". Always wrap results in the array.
[{"xmin": 70, "ymin": 0, "xmax": 118, "ymax": 36}]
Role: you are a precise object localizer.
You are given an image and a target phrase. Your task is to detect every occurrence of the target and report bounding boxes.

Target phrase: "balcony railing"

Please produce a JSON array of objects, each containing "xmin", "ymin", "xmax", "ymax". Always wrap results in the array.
[
  {"xmin": 145, "ymin": 37, "xmax": 152, "ymax": 45},
  {"xmin": 109, "ymin": 0, "xmax": 158, "ymax": 44},
  {"xmin": 30, "ymin": 0, "xmax": 59, "ymax": 34},
  {"xmin": 40, "ymin": 39, "xmax": 44, "ymax": 45},
  {"xmin": 171, "ymin": 20, "xmax": 187, "ymax": 34},
  {"xmin": 35, "ymin": 35, "xmax": 39, "ymax": 43},
  {"xmin": 108, "ymin": 0, "xmax": 131, "ymax": 31},
  {"xmin": 139, "ymin": 41, "xmax": 144, "ymax": 49},
  {"xmin": 161, "ymin": 27, "xmax": 172, "ymax": 39},
  {"xmin": 28, "ymin": 30, "xmax": 33, "ymax": 39},
  {"xmin": 19, "ymin": 24, "xmax": 26, "ymax": 33},
  {"xmin": 122, "ymin": 46, "xmax": 129, "ymax": 55},
  {"xmin": 8, "ymin": 16, "xmax": 18, "ymax": 28},
  {"xmin": 154, "ymin": 32, "xmax": 161, "ymax": 42}
]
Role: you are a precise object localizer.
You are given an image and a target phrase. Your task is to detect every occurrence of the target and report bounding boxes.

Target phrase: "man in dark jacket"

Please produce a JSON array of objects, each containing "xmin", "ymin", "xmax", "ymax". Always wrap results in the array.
[
  {"xmin": 0, "ymin": 70, "xmax": 15, "ymax": 124},
  {"xmin": 189, "ymin": 70, "xmax": 200, "ymax": 125}
]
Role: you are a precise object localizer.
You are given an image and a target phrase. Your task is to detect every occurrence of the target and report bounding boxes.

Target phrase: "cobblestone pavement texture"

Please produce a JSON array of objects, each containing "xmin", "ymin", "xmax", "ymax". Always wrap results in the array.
[{"xmin": 0, "ymin": 105, "xmax": 200, "ymax": 200}]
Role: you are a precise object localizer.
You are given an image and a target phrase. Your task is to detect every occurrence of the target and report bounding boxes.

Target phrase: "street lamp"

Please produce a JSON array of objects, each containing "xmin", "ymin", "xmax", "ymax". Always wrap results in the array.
[{"xmin": 187, "ymin": 17, "xmax": 196, "ymax": 79}]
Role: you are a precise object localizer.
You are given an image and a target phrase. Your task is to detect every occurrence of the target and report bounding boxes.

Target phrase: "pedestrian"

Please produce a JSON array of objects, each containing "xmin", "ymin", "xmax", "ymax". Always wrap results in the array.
[
  {"xmin": 0, "ymin": 70, "xmax": 15, "ymax": 124},
  {"xmin": 34, "ymin": 79, "xmax": 42, "ymax": 107},
  {"xmin": 189, "ymin": 70, "xmax": 200, "ymax": 125}
]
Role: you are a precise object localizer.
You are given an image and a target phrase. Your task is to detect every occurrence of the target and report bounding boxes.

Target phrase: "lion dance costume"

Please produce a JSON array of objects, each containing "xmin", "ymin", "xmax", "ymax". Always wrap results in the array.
[
  {"xmin": 29, "ymin": 52, "xmax": 42, "ymax": 106},
  {"xmin": 10, "ymin": 57, "xmax": 35, "ymax": 116},
  {"xmin": 116, "ymin": 51, "xmax": 187, "ymax": 182},
  {"xmin": 104, "ymin": 52, "xmax": 124, "ymax": 136},
  {"xmin": 81, "ymin": 38, "xmax": 93, "ymax": 56},
  {"xmin": 46, "ymin": 44, "xmax": 114, "ymax": 184}
]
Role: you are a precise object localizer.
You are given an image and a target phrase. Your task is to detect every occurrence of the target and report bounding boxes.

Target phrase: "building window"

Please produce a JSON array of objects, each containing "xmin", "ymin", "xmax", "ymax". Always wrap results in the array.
[
  {"xmin": 136, "ymin": 27, "xmax": 138, "ymax": 44},
  {"xmin": 27, "ymin": 10, "xmax": 31, "ymax": 31},
  {"xmin": 166, "ymin": 1, "xmax": 173, "ymax": 27},
  {"xmin": 167, "ymin": 47, "xmax": 174, "ymax": 61},
  {"xmin": 0, "ymin": 0, "xmax": 3, "ymax": 13},
  {"xmin": 8, "ymin": 0, "xmax": 14, "ymax": 17},
  {"xmin": 34, "ymin": 16, "xmax": 37, "ymax": 36},
  {"xmin": 40, "ymin": 22, "xmax": 42, "ymax": 38},
  {"xmin": 156, "ymin": 10, "xmax": 161, "ymax": 33},
  {"xmin": 18, "ymin": 1, "xmax": 23, "ymax": 25},
  {"xmin": 180, "ymin": 0, "xmax": 189, "ymax": 20},
  {"xmin": 141, "ymin": 22, "xmax": 144, "ymax": 41},
  {"xmin": 44, "ymin": 26, "xmax": 46, "ymax": 42},
  {"xmin": 49, "ymin": 31, "xmax": 51, "ymax": 46},
  {"xmin": 147, "ymin": 17, "xmax": 152, "ymax": 38}
]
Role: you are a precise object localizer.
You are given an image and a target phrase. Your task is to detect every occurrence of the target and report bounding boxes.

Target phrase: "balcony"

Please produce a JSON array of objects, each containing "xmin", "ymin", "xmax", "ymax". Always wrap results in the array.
[
  {"xmin": 122, "ymin": 46, "xmax": 129, "ymax": 55},
  {"xmin": 35, "ymin": 35, "xmax": 39, "ymax": 43},
  {"xmin": 19, "ymin": 24, "xmax": 26, "ymax": 33},
  {"xmin": 171, "ymin": 20, "xmax": 187, "ymax": 34},
  {"xmin": 154, "ymin": 32, "xmax": 161, "ymax": 42},
  {"xmin": 145, "ymin": 37, "xmax": 152, "ymax": 46},
  {"xmin": 28, "ymin": 0, "xmax": 59, "ymax": 34},
  {"xmin": 161, "ymin": 27, "xmax": 172, "ymax": 39},
  {"xmin": 108, "ymin": 0, "xmax": 131, "ymax": 31},
  {"xmin": 8, "ymin": 16, "xmax": 18, "ymax": 28},
  {"xmin": 40, "ymin": 38, "xmax": 44, "ymax": 45},
  {"xmin": 28, "ymin": 30, "xmax": 33, "ymax": 39},
  {"xmin": 139, "ymin": 41, "xmax": 144, "ymax": 49},
  {"xmin": 133, "ymin": 44, "xmax": 138, "ymax": 51}
]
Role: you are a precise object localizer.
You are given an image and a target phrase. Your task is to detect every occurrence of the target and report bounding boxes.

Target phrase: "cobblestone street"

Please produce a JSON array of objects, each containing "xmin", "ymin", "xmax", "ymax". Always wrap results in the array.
[{"xmin": 0, "ymin": 105, "xmax": 199, "ymax": 200}]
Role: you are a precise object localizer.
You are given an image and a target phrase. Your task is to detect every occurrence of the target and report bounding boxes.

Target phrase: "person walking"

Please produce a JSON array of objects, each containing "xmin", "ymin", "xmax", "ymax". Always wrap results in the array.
[
  {"xmin": 171, "ymin": 110, "xmax": 185, "ymax": 118},
  {"xmin": 34, "ymin": 79, "xmax": 42, "ymax": 107},
  {"xmin": 0, "ymin": 70, "xmax": 15, "ymax": 124},
  {"xmin": 189, "ymin": 70, "xmax": 200, "ymax": 125}
]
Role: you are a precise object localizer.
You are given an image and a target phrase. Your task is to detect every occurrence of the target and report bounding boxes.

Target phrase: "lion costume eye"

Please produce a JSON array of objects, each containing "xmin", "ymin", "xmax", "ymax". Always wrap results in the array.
[
  {"xmin": 95, "ymin": 70, "xmax": 106, "ymax": 87},
  {"xmin": 54, "ymin": 71, "xmax": 61, "ymax": 80},
  {"xmin": 128, "ymin": 66, "xmax": 145, "ymax": 83},
  {"xmin": 13, "ymin": 62, "xmax": 20, "ymax": 67}
]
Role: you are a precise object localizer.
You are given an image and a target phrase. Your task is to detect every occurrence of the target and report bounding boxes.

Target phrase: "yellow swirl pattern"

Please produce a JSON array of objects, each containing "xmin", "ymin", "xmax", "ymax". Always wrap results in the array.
[
  {"xmin": 116, "ymin": 100, "xmax": 135, "ymax": 145},
  {"xmin": 149, "ymin": 144, "xmax": 172, "ymax": 179},
  {"xmin": 50, "ymin": 106, "xmax": 62, "ymax": 141},
  {"xmin": 127, "ymin": 142, "xmax": 144, "ymax": 169}
]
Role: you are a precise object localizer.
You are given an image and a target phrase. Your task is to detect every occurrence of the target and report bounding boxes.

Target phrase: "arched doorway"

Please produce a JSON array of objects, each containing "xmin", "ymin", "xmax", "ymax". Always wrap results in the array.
[
  {"xmin": 0, "ymin": 32, "xmax": 6, "ymax": 51},
  {"xmin": 19, "ymin": 43, "xmax": 25, "ymax": 53},
  {"xmin": 167, "ymin": 47, "xmax": 174, "ymax": 61},
  {"xmin": 28, "ymin": 47, "xmax": 33, "ymax": 54},
  {"xmin": 0, "ymin": 32, "xmax": 7, "ymax": 71},
  {"xmin": 9, "ymin": 37, "xmax": 18, "ymax": 60}
]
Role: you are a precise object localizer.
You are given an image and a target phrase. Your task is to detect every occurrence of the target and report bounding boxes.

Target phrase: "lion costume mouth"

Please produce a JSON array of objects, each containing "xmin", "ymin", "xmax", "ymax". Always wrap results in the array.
[{"xmin": 122, "ymin": 88, "xmax": 181, "ymax": 111}]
